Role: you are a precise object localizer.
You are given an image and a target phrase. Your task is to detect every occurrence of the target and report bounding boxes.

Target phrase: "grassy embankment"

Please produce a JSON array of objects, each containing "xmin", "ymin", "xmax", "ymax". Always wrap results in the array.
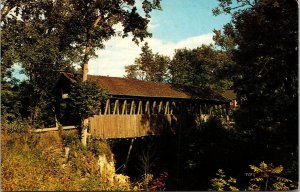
[{"xmin": 1, "ymin": 122, "xmax": 130, "ymax": 191}]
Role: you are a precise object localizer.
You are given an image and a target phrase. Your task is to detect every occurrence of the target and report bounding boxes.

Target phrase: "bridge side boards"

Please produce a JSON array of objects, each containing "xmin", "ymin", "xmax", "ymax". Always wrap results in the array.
[{"xmin": 88, "ymin": 97, "xmax": 230, "ymax": 139}]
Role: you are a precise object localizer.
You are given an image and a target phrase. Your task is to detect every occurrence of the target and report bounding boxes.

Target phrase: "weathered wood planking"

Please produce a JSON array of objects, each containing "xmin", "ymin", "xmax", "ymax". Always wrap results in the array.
[
  {"xmin": 89, "ymin": 114, "xmax": 178, "ymax": 139},
  {"xmin": 33, "ymin": 125, "xmax": 78, "ymax": 133}
]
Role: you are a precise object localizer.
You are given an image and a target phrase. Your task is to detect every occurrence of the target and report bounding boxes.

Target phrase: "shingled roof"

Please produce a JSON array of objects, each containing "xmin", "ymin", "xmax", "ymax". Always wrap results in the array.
[{"xmin": 60, "ymin": 73, "xmax": 229, "ymax": 102}]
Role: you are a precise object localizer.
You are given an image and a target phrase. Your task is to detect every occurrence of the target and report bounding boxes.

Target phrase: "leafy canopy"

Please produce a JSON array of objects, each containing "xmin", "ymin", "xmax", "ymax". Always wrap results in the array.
[
  {"xmin": 1, "ymin": 0, "xmax": 161, "ymax": 125},
  {"xmin": 125, "ymin": 43, "xmax": 234, "ymax": 90},
  {"xmin": 170, "ymin": 44, "xmax": 234, "ymax": 90},
  {"xmin": 68, "ymin": 81, "xmax": 107, "ymax": 121},
  {"xmin": 214, "ymin": 0, "xmax": 298, "ymax": 140},
  {"xmin": 125, "ymin": 42, "xmax": 170, "ymax": 82}
]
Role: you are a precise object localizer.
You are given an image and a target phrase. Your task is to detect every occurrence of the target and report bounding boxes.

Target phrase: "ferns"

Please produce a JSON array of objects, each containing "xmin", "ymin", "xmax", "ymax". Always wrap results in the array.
[{"xmin": 210, "ymin": 162, "xmax": 298, "ymax": 191}]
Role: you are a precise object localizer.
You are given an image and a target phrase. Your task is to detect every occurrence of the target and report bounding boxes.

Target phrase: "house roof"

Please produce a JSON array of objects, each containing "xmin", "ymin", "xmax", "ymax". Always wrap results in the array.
[
  {"xmin": 221, "ymin": 90, "xmax": 237, "ymax": 100},
  {"xmin": 60, "ymin": 73, "xmax": 229, "ymax": 103}
]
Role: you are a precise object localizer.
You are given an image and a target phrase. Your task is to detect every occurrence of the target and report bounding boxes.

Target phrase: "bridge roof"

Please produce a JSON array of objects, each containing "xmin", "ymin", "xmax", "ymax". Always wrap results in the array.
[{"xmin": 60, "ymin": 73, "xmax": 229, "ymax": 103}]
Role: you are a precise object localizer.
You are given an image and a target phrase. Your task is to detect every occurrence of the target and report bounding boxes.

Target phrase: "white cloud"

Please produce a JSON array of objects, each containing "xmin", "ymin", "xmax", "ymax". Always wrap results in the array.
[
  {"xmin": 88, "ymin": 33, "xmax": 214, "ymax": 77},
  {"xmin": 148, "ymin": 22, "xmax": 160, "ymax": 30}
]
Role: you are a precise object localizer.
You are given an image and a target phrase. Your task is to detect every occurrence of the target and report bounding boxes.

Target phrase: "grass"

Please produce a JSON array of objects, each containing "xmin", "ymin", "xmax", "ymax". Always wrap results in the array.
[{"xmin": 1, "ymin": 124, "xmax": 131, "ymax": 191}]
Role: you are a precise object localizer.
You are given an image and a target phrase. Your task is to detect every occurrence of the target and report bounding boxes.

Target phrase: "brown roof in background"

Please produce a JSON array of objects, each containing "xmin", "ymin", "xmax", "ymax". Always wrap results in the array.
[
  {"xmin": 60, "ymin": 73, "xmax": 228, "ymax": 102},
  {"xmin": 88, "ymin": 75, "xmax": 229, "ymax": 102},
  {"xmin": 88, "ymin": 75, "xmax": 190, "ymax": 98}
]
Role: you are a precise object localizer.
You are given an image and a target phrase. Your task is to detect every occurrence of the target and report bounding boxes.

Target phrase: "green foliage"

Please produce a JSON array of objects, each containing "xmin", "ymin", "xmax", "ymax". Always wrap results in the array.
[
  {"xmin": 88, "ymin": 139, "xmax": 114, "ymax": 161},
  {"xmin": 68, "ymin": 81, "xmax": 107, "ymax": 121},
  {"xmin": 1, "ymin": 79, "xmax": 21, "ymax": 123},
  {"xmin": 1, "ymin": 118, "xmax": 31, "ymax": 135},
  {"xmin": 61, "ymin": 130, "xmax": 81, "ymax": 146},
  {"xmin": 213, "ymin": 23, "xmax": 236, "ymax": 52},
  {"xmin": 212, "ymin": 0, "xmax": 255, "ymax": 16},
  {"xmin": 2, "ymin": 81, "xmax": 57, "ymax": 127},
  {"xmin": 215, "ymin": 0, "xmax": 298, "ymax": 145},
  {"xmin": 209, "ymin": 162, "xmax": 297, "ymax": 191},
  {"xmin": 1, "ymin": 0, "xmax": 161, "ymax": 128},
  {"xmin": 245, "ymin": 162, "xmax": 297, "ymax": 191},
  {"xmin": 170, "ymin": 45, "xmax": 233, "ymax": 90},
  {"xmin": 1, "ymin": 0, "xmax": 162, "ymax": 71},
  {"xmin": 126, "ymin": 42, "xmax": 234, "ymax": 90},
  {"xmin": 125, "ymin": 42, "xmax": 170, "ymax": 82},
  {"xmin": 210, "ymin": 169, "xmax": 239, "ymax": 191}
]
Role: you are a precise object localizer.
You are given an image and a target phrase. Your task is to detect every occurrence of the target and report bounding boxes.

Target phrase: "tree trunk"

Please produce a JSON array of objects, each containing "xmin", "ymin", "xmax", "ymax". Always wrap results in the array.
[
  {"xmin": 81, "ymin": 15, "xmax": 102, "ymax": 145},
  {"xmin": 81, "ymin": 118, "xmax": 88, "ymax": 146},
  {"xmin": 82, "ymin": 15, "xmax": 102, "ymax": 82}
]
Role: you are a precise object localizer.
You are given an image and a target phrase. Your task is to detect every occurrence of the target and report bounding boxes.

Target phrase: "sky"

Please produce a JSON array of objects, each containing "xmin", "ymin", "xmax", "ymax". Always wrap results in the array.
[
  {"xmin": 13, "ymin": 0, "xmax": 231, "ymax": 80},
  {"xmin": 88, "ymin": 0, "xmax": 231, "ymax": 77}
]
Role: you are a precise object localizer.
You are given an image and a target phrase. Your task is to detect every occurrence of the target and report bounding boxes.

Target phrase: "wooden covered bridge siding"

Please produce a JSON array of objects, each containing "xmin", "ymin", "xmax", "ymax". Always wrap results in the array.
[{"xmin": 89, "ymin": 97, "xmax": 228, "ymax": 139}]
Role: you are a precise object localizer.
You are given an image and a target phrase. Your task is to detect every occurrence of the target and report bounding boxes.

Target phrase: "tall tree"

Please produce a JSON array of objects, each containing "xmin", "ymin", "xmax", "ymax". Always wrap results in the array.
[
  {"xmin": 170, "ymin": 44, "xmax": 233, "ymax": 90},
  {"xmin": 215, "ymin": 0, "xmax": 298, "ymax": 144},
  {"xmin": 1, "ymin": 0, "xmax": 161, "ymax": 126},
  {"xmin": 170, "ymin": 48, "xmax": 199, "ymax": 86},
  {"xmin": 125, "ymin": 42, "xmax": 170, "ymax": 82}
]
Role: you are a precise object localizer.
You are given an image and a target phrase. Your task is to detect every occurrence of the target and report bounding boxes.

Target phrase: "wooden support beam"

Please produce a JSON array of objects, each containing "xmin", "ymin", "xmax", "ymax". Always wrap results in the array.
[
  {"xmin": 117, "ymin": 100, "xmax": 120, "ymax": 114},
  {"xmin": 137, "ymin": 100, "xmax": 143, "ymax": 114},
  {"xmin": 122, "ymin": 100, "xmax": 127, "ymax": 115},
  {"xmin": 209, "ymin": 105, "xmax": 212, "ymax": 115},
  {"xmin": 130, "ymin": 100, "xmax": 135, "ymax": 115},
  {"xmin": 113, "ymin": 100, "xmax": 119, "ymax": 115},
  {"xmin": 152, "ymin": 101, "xmax": 157, "ymax": 114},
  {"xmin": 55, "ymin": 114, "xmax": 59, "ymax": 128},
  {"xmin": 158, "ymin": 101, "xmax": 163, "ymax": 113},
  {"xmin": 122, "ymin": 138, "xmax": 134, "ymax": 173},
  {"xmin": 145, "ymin": 101, "xmax": 150, "ymax": 114},
  {"xmin": 165, "ymin": 101, "xmax": 170, "ymax": 114},
  {"xmin": 104, "ymin": 99, "xmax": 110, "ymax": 115},
  {"xmin": 33, "ymin": 125, "xmax": 78, "ymax": 133}
]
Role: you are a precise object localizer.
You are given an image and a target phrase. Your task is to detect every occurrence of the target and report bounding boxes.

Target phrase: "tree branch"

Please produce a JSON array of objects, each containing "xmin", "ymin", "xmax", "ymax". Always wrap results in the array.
[
  {"xmin": 1, "ymin": 4, "xmax": 13, "ymax": 19},
  {"xmin": 230, "ymin": 4, "xmax": 248, "ymax": 11},
  {"xmin": 245, "ymin": 0, "xmax": 255, "ymax": 7},
  {"xmin": 82, "ymin": 14, "xmax": 103, "ymax": 81}
]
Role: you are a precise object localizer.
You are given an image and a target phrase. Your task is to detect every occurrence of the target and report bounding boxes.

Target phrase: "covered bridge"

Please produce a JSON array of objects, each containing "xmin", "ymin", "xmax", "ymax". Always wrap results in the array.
[{"xmin": 54, "ymin": 73, "xmax": 230, "ymax": 139}]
